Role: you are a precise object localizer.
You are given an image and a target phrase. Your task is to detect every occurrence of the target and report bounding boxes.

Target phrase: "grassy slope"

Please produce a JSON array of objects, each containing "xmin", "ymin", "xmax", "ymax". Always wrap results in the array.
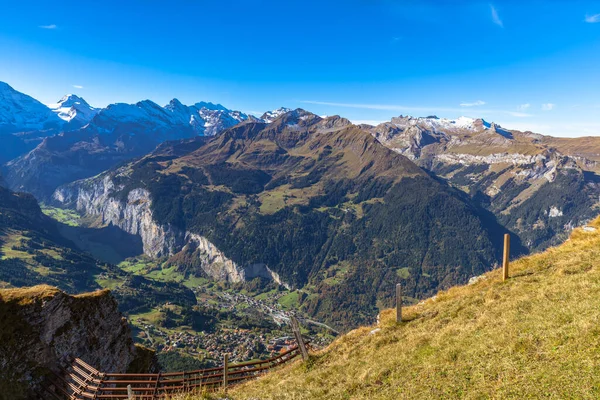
[
  {"xmin": 207, "ymin": 217, "xmax": 600, "ymax": 399},
  {"xmin": 544, "ymin": 136, "xmax": 600, "ymax": 165}
]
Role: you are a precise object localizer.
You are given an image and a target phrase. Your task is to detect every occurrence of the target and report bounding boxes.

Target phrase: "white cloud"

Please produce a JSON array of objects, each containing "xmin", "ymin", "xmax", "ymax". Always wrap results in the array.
[
  {"xmin": 73, "ymin": 85, "xmax": 83, "ymax": 89},
  {"xmin": 490, "ymin": 4, "xmax": 503, "ymax": 27},
  {"xmin": 39, "ymin": 24, "xmax": 57, "ymax": 29},
  {"xmin": 518, "ymin": 103, "xmax": 530, "ymax": 111},
  {"xmin": 541, "ymin": 103, "xmax": 555, "ymax": 111},
  {"xmin": 585, "ymin": 13, "xmax": 600, "ymax": 23},
  {"xmin": 460, "ymin": 100, "xmax": 486, "ymax": 107}
]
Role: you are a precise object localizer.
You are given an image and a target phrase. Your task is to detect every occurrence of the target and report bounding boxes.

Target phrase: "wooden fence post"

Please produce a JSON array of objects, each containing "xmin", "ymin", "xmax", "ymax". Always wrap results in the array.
[
  {"xmin": 503, "ymin": 233, "xmax": 510, "ymax": 281},
  {"xmin": 127, "ymin": 384, "xmax": 133, "ymax": 400},
  {"xmin": 290, "ymin": 316, "xmax": 309, "ymax": 361},
  {"xmin": 396, "ymin": 283, "xmax": 402, "ymax": 323},
  {"xmin": 223, "ymin": 354, "xmax": 229, "ymax": 389}
]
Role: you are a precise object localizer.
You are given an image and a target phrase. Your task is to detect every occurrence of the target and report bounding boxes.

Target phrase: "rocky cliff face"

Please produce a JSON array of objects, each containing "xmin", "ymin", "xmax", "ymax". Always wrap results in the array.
[
  {"xmin": 0, "ymin": 285, "xmax": 154, "ymax": 399},
  {"xmin": 53, "ymin": 175, "xmax": 289, "ymax": 287},
  {"xmin": 55, "ymin": 177, "xmax": 179, "ymax": 258}
]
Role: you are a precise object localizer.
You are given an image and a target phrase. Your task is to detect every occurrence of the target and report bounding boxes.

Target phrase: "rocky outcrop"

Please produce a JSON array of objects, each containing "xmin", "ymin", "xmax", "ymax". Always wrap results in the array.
[
  {"xmin": 53, "ymin": 176, "xmax": 289, "ymax": 287},
  {"xmin": 0, "ymin": 285, "xmax": 154, "ymax": 399},
  {"xmin": 370, "ymin": 116, "xmax": 600, "ymax": 252},
  {"xmin": 180, "ymin": 233, "xmax": 289, "ymax": 287}
]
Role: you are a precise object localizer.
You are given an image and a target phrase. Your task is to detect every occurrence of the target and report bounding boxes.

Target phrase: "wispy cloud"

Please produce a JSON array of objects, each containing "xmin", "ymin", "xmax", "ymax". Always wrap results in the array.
[
  {"xmin": 542, "ymin": 103, "xmax": 555, "ymax": 111},
  {"xmin": 460, "ymin": 100, "xmax": 486, "ymax": 107},
  {"xmin": 301, "ymin": 100, "xmax": 532, "ymax": 117},
  {"xmin": 490, "ymin": 4, "xmax": 503, "ymax": 27},
  {"xmin": 585, "ymin": 13, "xmax": 600, "ymax": 23},
  {"xmin": 518, "ymin": 103, "xmax": 531, "ymax": 111},
  {"xmin": 73, "ymin": 85, "xmax": 84, "ymax": 89},
  {"xmin": 39, "ymin": 24, "xmax": 57, "ymax": 29}
]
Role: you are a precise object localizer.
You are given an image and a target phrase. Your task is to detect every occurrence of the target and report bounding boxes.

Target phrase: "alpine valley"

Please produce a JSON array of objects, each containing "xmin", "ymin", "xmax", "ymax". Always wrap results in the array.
[{"xmin": 2, "ymin": 81, "xmax": 600, "ymax": 370}]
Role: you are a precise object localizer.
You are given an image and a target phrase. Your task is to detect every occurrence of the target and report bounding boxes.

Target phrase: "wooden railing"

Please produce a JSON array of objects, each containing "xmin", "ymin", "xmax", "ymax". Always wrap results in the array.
[{"xmin": 42, "ymin": 346, "xmax": 303, "ymax": 399}]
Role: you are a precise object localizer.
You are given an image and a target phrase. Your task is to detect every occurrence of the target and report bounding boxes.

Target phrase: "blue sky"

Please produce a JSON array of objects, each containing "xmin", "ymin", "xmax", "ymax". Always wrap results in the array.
[{"xmin": 0, "ymin": 0, "xmax": 599, "ymax": 136}]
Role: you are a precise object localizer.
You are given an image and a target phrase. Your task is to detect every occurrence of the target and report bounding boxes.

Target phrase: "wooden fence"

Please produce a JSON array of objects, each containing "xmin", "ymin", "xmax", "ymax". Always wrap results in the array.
[{"xmin": 42, "ymin": 345, "xmax": 303, "ymax": 399}]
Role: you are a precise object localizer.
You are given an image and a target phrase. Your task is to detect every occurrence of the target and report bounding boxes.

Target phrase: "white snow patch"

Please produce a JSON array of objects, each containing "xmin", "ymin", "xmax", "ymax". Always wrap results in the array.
[
  {"xmin": 549, "ymin": 206, "xmax": 563, "ymax": 218},
  {"xmin": 468, "ymin": 274, "xmax": 487, "ymax": 285},
  {"xmin": 261, "ymin": 107, "xmax": 292, "ymax": 123},
  {"xmin": 392, "ymin": 115, "xmax": 484, "ymax": 132},
  {"xmin": 48, "ymin": 94, "xmax": 98, "ymax": 124}
]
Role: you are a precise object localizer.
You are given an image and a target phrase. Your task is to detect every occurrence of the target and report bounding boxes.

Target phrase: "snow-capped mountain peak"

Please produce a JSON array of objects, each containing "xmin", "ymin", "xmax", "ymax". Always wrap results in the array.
[
  {"xmin": 390, "ymin": 115, "xmax": 499, "ymax": 133},
  {"xmin": 166, "ymin": 98, "xmax": 185, "ymax": 108},
  {"xmin": 194, "ymin": 101, "xmax": 228, "ymax": 112},
  {"xmin": 163, "ymin": 99, "xmax": 251, "ymax": 136},
  {"xmin": 94, "ymin": 100, "xmax": 175, "ymax": 130},
  {"xmin": 260, "ymin": 107, "xmax": 292, "ymax": 123},
  {"xmin": 0, "ymin": 81, "xmax": 63, "ymax": 133},
  {"xmin": 48, "ymin": 94, "xmax": 98, "ymax": 127},
  {"xmin": 53, "ymin": 94, "xmax": 89, "ymax": 108}
]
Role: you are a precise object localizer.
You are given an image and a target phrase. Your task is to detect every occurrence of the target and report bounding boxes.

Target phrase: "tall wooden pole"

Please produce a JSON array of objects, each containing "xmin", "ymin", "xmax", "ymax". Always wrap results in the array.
[
  {"xmin": 290, "ymin": 316, "xmax": 309, "ymax": 361},
  {"xmin": 502, "ymin": 233, "xmax": 510, "ymax": 281},
  {"xmin": 396, "ymin": 283, "xmax": 402, "ymax": 323},
  {"xmin": 223, "ymin": 354, "xmax": 229, "ymax": 389}
]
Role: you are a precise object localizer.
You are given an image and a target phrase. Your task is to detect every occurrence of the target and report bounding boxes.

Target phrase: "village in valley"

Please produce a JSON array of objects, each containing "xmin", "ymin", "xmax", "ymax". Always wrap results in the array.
[{"xmin": 129, "ymin": 281, "xmax": 333, "ymax": 368}]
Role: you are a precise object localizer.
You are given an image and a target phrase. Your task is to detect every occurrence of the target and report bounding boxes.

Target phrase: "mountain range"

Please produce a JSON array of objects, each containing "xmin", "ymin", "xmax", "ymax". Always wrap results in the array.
[
  {"xmin": 0, "ymin": 82, "xmax": 261, "ymax": 199},
  {"xmin": 52, "ymin": 109, "xmax": 512, "ymax": 327},
  {"xmin": 1, "ymin": 80, "xmax": 600, "ymax": 329},
  {"xmin": 370, "ymin": 115, "xmax": 600, "ymax": 250}
]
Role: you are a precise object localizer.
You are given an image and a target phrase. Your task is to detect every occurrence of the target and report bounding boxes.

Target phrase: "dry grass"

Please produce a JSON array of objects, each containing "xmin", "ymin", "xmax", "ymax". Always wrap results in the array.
[
  {"xmin": 75, "ymin": 288, "xmax": 111, "ymax": 299},
  {"xmin": 0, "ymin": 284, "xmax": 61, "ymax": 304},
  {"xmin": 544, "ymin": 136, "xmax": 600, "ymax": 165},
  {"xmin": 258, "ymin": 184, "xmax": 322, "ymax": 214},
  {"xmin": 0, "ymin": 285, "xmax": 108, "ymax": 306},
  {"xmin": 179, "ymin": 217, "xmax": 600, "ymax": 399}
]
